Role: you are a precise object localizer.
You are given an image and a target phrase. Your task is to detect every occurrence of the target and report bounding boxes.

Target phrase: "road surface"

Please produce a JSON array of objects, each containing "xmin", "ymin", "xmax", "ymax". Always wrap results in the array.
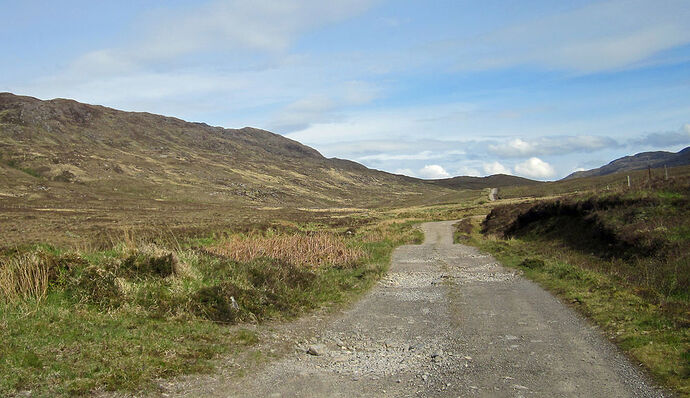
[
  {"xmin": 167, "ymin": 221, "xmax": 666, "ymax": 397},
  {"xmin": 489, "ymin": 188, "xmax": 499, "ymax": 201}
]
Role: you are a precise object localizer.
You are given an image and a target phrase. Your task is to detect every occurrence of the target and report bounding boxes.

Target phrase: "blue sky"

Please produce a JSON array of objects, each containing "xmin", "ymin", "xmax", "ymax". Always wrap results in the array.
[{"xmin": 2, "ymin": 0, "xmax": 689, "ymax": 180}]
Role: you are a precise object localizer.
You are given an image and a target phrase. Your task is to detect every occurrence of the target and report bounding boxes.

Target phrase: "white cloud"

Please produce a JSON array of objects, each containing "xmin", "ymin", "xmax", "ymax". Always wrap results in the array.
[
  {"xmin": 393, "ymin": 168, "xmax": 415, "ymax": 176},
  {"xmin": 342, "ymin": 80, "xmax": 382, "ymax": 105},
  {"xmin": 267, "ymin": 80, "xmax": 383, "ymax": 133},
  {"xmin": 269, "ymin": 96, "xmax": 339, "ymax": 133},
  {"xmin": 359, "ymin": 151, "xmax": 436, "ymax": 161},
  {"xmin": 442, "ymin": 0, "xmax": 690, "ymax": 73},
  {"xmin": 633, "ymin": 124, "xmax": 690, "ymax": 148},
  {"xmin": 73, "ymin": 0, "xmax": 378, "ymax": 71},
  {"xmin": 417, "ymin": 165, "xmax": 451, "ymax": 179},
  {"xmin": 285, "ymin": 101, "xmax": 481, "ymax": 147},
  {"xmin": 514, "ymin": 157, "xmax": 556, "ymax": 179},
  {"xmin": 488, "ymin": 138, "xmax": 535, "ymax": 157},
  {"xmin": 488, "ymin": 135, "xmax": 620, "ymax": 157},
  {"xmin": 454, "ymin": 166, "xmax": 481, "ymax": 177},
  {"xmin": 482, "ymin": 161, "xmax": 511, "ymax": 175},
  {"xmin": 357, "ymin": 149, "xmax": 465, "ymax": 162}
]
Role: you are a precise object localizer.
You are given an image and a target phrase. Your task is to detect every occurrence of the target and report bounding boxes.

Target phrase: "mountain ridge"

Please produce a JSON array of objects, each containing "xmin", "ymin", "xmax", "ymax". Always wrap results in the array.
[
  {"xmin": 429, "ymin": 174, "xmax": 540, "ymax": 190},
  {"xmin": 564, "ymin": 147, "xmax": 690, "ymax": 180}
]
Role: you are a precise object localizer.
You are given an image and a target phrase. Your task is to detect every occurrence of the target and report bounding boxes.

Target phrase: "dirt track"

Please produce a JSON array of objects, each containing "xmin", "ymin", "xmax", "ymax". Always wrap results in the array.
[{"xmin": 167, "ymin": 221, "xmax": 667, "ymax": 397}]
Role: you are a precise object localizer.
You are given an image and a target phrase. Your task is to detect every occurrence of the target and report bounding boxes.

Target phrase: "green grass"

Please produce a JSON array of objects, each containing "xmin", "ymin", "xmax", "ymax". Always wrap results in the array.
[
  {"xmin": 0, "ymin": 219, "xmax": 421, "ymax": 397},
  {"xmin": 0, "ymin": 300, "xmax": 237, "ymax": 396}
]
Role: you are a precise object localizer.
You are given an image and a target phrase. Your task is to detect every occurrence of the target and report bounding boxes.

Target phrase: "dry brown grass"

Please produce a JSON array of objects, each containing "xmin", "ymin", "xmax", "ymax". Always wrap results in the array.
[
  {"xmin": 209, "ymin": 232, "xmax": 364, "ymax": 268},
  {"xmin": 0, "ymin": 253, "xmax": 50, "ymax": 303}
]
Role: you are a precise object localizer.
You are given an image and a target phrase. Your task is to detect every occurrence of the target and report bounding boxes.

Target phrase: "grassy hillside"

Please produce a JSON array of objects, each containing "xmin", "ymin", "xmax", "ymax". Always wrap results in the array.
[{"xmin": 500, "ymin": 164, "xmax": 690, "ymax": 199}]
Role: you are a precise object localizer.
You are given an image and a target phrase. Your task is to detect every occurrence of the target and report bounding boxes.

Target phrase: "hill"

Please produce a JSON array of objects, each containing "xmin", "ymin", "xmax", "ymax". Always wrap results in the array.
[
  {"xmin": 430, "ymin": 174, "xmax": 540, "ymax": 190},
  {"xmin": 564, "ymin": 147, "xmax": 690, "ymax": 180},
  {"xmin": 0, "ymin": 93, "xmax": 456, "ymax": 246},
  {"xmin": 0, "ymin": 92, "xmax": 444, "ymax": 207}
]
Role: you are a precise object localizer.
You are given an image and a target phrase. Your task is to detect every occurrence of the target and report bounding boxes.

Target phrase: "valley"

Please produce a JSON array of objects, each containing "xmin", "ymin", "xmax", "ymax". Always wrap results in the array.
[{"xmin": 1, "ymin": 94, "xmax": 688, "ymax": 397}]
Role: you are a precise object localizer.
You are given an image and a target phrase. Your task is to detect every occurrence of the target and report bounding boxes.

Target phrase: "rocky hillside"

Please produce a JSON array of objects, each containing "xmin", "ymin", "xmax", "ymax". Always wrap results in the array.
[
  {"xmin": 0, "ymin": 93, "xmax": 449, "ymax": 209},
  {"xmin": 565, "ymin": 147, "xmax": 690, "ymax": 180}
]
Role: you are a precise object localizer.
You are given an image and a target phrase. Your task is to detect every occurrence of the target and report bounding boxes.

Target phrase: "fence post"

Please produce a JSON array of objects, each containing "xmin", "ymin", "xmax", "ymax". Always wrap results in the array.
[
  {"xmin": 665, "ymin": 165, "xmax": 668, "ymax": 180},
  {"xmin": 627, "ymin": 175, "xmax": 631, "ymax": 188}
]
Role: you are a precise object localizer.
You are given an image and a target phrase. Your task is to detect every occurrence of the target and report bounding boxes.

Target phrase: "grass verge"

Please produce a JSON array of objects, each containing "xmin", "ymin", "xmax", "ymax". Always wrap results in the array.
[{"xmin": 0, "ymin": 219, "xmax": 421, "ymax": 397}]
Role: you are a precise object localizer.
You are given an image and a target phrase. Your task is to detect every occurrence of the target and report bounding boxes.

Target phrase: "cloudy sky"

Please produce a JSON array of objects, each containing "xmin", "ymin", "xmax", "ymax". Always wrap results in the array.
[{"xmin": 2, "ymin": 0, "xmax": 689, "ymax": 180}]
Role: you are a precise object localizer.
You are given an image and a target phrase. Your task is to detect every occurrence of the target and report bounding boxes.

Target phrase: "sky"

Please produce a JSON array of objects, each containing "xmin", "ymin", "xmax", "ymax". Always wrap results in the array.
[{"xmin": 2, "ymin": 0, "xmax": 689, "ymax": 180}]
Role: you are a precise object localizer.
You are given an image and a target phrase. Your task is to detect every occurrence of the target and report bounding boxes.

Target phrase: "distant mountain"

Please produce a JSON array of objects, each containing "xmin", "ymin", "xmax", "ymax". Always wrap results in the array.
[
  {"xmin": 564, "ymin": 147, "xmax": 690, "ymax": 180},
  {"xmin": 0, "ymin": 93, "xmax": 452, "ymax": 209},
  {"xmin": 429, "ymin": 174, "xmax": 540, "ymax": 190}
]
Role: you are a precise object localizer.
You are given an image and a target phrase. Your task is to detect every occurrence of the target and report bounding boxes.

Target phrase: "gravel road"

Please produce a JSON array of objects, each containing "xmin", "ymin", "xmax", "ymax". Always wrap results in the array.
[
  {"xmin": 489, "ymin": 188, "xmax": 499, "ymax": 201},
  {"xmin": 165, "ymin": 221, "xmax": 668, "ymax": 397}
]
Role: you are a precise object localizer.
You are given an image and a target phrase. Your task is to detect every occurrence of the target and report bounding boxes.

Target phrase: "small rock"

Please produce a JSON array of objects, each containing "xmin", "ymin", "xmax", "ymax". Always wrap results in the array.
[
  {"xmin": 421, "ymin": 374, "xmax": 429, "ymax": 381},
  {"xmin": 307, "ymin": 344, "xmax": 327, "ymax": 356}
]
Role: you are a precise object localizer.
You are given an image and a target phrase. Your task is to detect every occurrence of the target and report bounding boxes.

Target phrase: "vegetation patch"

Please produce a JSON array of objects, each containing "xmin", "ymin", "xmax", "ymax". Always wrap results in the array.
[
  {"xmin": 452, "ymin": 218, "xmax": 474, "ymax": 242},
  {"xmin": 0, "ymin": 219, "xmax": 421, "ymax": 397},
  {"xmin": 206, "ymin": 232, "xmax": 365, "ymax": 268}
]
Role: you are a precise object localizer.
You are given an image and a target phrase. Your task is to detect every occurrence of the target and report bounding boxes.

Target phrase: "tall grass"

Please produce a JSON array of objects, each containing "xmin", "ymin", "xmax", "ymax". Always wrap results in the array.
[
  {"xmin": 208, "ymin": 232, "xmax": 364, "ymax": 268},
  {"xmin": 0, "ymin": 253, "xmax": 50, "ymax": 303}
]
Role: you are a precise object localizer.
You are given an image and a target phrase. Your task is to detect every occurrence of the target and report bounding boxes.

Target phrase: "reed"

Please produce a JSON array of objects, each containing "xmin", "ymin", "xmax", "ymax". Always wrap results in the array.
[
  {"xmin": 0, "ymin": 253, "xmax": 50, "ymax": 303},
  {"xmin": 209, "ymin": 232, "xmax": 364, "ymax": 268}
]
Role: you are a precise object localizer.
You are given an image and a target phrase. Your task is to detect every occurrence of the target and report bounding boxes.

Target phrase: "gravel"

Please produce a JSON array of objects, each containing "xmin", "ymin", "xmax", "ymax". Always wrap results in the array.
[{"xmin": 150, "ymin": 221, "xmax": 669, "ymax": 398}]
